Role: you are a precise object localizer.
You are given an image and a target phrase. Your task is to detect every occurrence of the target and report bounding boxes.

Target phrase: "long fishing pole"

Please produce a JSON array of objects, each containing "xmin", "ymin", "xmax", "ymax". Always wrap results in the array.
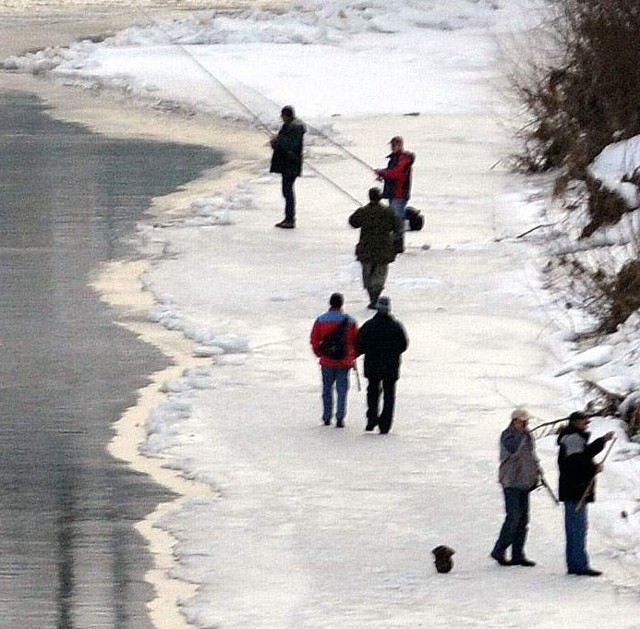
[
  {"xmin": 140, "ymin": 9, "xmax": 377, "ymax": 173},
  {"xmin": 138, "ymin": 11, "xmax": 273, "ymax": 135},
  {"xmin": 184, "ymin": 46, "xmax": 376, "ymax": 173},
  {"xmin": 352, "ymin": 361, "xmax": 361, "ymax": 392},
  {"xmin": 304, "ymin": 161, "xmax": 365, "ymax": 205},
  {"xmin": 538, "ymin": 465, "xmax": 559, "ymax": 505},
  {"xmin": 575, "ymin": 436, "xmax": 617, "ymax": 512}
]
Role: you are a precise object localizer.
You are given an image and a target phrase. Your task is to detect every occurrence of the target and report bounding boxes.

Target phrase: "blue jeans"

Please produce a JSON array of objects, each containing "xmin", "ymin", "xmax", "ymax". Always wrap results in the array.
[
  {"xmin": 390, "ymin": 198, "xmax": 407, "ymax": 252},
  {"xmin": 564, "ymin": 501, "xmax": 589, "ymax": 572},
  {"xmin": 492, "ymin": 487, "xmax": 530, "ymax": 561},
  {"xmin": 321, "ymin": 366, "xmax": 350, "ymax": 421},
  {"xmin": 390, "ymin": 198, "xmax": 408, "ymax": 223}
]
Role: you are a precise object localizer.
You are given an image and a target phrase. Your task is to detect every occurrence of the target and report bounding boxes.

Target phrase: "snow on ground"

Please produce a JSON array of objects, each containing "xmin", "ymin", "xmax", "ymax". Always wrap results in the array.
[{"xmin": 9, "ymin": 1, "xmax": 640, "ymax": 626}]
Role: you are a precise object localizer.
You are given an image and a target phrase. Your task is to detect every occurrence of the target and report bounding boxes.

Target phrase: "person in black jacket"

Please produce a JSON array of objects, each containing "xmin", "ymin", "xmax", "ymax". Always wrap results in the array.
[
  {"xmin": 355, "ymin": 296, "xmax": 408, "ymax": 434},
  {"xmin": 557, "ymin": 411, "xmax": 614, "ymax": 576},
  {"xmin": 270, "ymin": 105, "xmax": 306, "ymax": 229}
]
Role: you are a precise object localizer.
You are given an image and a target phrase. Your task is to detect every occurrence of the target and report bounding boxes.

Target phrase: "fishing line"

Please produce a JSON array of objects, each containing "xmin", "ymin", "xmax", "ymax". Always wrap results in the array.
[
  {"xmin": 138, "ymin": 7, "xmax": 377, "ymax": 193},
  {"xmin": 178, "ymin": 43, "xmax": 377, "ymax": 173},
  {"xmin": 304, "ymin": 162, "xmax": 364, "ymax": 205}
]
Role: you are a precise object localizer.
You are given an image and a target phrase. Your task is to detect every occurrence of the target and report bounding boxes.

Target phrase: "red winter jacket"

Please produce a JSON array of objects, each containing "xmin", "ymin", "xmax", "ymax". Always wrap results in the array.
[
  {"xmin": 310, "ymin": 309, "xmax": 358, "ymax": 368},
  {"xmin": 378, "ymin": 150, "xmax": 415, "ymax": 200}
]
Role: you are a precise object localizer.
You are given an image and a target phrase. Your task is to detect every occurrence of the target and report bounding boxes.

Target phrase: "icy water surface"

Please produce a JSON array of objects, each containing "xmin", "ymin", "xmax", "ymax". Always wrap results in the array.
[{"xmin": 0, "ymin": 90, "xmax": 223, "ymax": 628}]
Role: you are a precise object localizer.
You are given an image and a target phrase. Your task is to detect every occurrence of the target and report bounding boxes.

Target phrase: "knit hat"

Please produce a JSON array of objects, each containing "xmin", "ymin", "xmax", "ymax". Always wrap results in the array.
[
  {"xmin": 511, "ymin": 408, "xmax": 530, "ymax": 422},
  {"xmin": 568, "ymin": 411, "xmax": 587, "ymax": 423},
  {"xmin": 376, "ymin": 296, "xmax": 391, "ymax": 313}
]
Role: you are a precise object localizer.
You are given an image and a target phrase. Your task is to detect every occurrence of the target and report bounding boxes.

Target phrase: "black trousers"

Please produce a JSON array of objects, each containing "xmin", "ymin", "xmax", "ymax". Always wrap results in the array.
[
  {"xmin": 282, "ymin": 174, "xmax": 297, "ymax": 222},
  {"xmin": 366, "ymin": 376, "xmax": 397, "ymax": 434}
]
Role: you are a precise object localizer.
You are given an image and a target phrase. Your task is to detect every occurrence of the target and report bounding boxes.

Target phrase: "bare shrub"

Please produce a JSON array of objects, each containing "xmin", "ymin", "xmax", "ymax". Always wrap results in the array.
[
  {"xmin": 606, "ymin": 259, "xmax": 640, "ymax": 331},
  {"xmin": 580, "ymin": 175, "xmax": 631, "ymax": 237},
  {"xmin": 511, "ymin": 0, "xmax": 640, "ymax": 177},
  {"xmin": 550, "ymin": 250, "xmax": 640, "ymax": 333},
  {"xmin": 511, "ymin": 1, "xmax": 640, "ymax": 333}
]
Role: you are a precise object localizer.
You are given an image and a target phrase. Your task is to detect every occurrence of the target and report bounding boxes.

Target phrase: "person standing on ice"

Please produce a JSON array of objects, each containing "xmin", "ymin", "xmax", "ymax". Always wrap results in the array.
[
  {"xmin": 374, "ymin": 135, "xmax": 415, "ymax": 253},
  {"xmin": 270, "ymin": 105, "xmax": 306, "ymax": 229},
  {"xmin": 557, "ymin": 412, "xmax": 614, "ymax": 577},
  {"xmin": 348, "ymin": 187, "xmax": 402, "ymax": 309},
  {"xmin": 490, "ymin": 408, "xmax": 539, "ymax": 568},
  {"xmin": 355, "ymin": 296, "xmax": 408, "ymax": 434},
  {"xmin": 310, "ymin": 293, "xmax": 358, "ymax": 428}
]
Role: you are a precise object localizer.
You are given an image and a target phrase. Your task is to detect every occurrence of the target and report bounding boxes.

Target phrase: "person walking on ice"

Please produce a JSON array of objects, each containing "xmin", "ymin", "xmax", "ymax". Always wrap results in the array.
[
  {"xmin": 355, "ymin": 296, "xmax": 408, "ymax": 434},
  {"xmin": 349, "ymin": 187, "xmax": 402, "ymax": 309},
  {"xmin": 310, "ymin": 293, "xmax": 358, "ymax": 428}
]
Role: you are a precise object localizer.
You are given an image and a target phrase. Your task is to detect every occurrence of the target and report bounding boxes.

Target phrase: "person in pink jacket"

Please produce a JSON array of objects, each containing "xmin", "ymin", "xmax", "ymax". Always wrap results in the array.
[{"xmin": 310, "ymin": 293, "xmax": 358, "ymax": 427}]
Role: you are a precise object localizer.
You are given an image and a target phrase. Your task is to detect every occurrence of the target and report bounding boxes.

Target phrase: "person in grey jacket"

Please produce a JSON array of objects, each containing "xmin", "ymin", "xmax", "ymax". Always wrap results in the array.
[{"xmin": 490, "ymin": 408, "xmax": 540, "ymax": 567}]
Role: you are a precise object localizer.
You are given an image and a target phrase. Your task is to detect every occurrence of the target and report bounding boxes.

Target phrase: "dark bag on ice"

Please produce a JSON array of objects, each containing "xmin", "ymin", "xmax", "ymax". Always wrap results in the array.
[
  {"xmin": 405, "ymin": 206, "xmax": 424, "ymax": 231},
  {"xmin": 319, "ymin": 317, "xmax": 349, "ymax": 360}
]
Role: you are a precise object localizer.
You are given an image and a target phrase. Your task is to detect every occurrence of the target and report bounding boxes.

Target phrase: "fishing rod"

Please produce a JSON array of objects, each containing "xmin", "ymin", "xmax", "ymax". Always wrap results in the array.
[
  {"xmin": 352, "ymin": 361, "xmax": 361, "ymax": 392},
  {"xmin": 575, "ymin": 436, "xmax": 617, "ymax": 511},
  {"xmin": 304, "ymin": 161, "xmax": 364, "ymax": 205},
  {"xmin": 139, "ymin": 9, "xmax": 378, "ymax": 176},
  {"xmin": 537, "ymin": 465, "xmax": 559, "ymax": 505},
  {"xmin": 184, "ymin": 46, "xmax": 377, "ymax": 173},
  {"xmin": 138, "ymin": 11, "xmax": 274, "ymax": 135}
]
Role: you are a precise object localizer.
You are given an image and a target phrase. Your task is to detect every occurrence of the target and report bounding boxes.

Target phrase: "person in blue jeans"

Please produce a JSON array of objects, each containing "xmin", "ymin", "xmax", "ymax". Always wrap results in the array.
[
  {"xmin": 375, "ymin": 136, "xmax": 415, "ymax": 253},
  {"xmin": 557, "ymin": 412, "xmax": 614, "ymax": 576},
  {"xmin": 491, "ymin": 408, "xmax": 540, "ymax": 567},
  {"xmin": 310, "ymin": 293, "xmax": 358, "ymax": 427}
]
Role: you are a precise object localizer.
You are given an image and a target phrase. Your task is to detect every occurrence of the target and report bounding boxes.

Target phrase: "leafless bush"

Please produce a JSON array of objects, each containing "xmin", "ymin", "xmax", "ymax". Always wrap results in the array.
[
  {"xmin": 511, "ymin": 0, "xmax": 640, "ymax": 178},
  {"xmin": 581, "ymin": 175, "xmax": 631, "ymax": 237},
  {"xmin": 544, "ymin": 242, "xmax": 640, "ymax": 333}
]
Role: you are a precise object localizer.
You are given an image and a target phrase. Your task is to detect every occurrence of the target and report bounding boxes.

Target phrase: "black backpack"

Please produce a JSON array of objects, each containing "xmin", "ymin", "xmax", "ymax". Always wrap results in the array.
[
  {"xmin": 405, "ymin": 206, "xmax": 424, "ymax": 231},
  {"xmin": 319, "ymin": 317, "xmax": 349, "ymax": 360}
]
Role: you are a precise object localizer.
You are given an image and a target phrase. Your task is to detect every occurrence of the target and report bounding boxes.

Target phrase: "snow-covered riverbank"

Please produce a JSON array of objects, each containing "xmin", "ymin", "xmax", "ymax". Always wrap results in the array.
[{"xmin": 4, "ymin": 1, "xmax": 640, "ymax": 627}]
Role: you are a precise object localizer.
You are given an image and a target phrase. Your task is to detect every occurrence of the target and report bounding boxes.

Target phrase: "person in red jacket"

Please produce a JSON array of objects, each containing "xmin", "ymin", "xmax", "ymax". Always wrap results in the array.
[
  {"xmin": 375, "ymin": 136, "xmax": 415, "ymax": 253},
  {"xmin": 310, "ymin": 293, "xmax": 358, "ymax": 427}
]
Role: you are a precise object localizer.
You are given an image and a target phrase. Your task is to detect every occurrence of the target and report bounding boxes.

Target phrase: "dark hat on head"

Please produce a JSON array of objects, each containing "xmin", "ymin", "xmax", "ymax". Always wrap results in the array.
[
  {"xmin": 368, "ymin": 187, "xmax": 382, "ymax": 202},
  {"xmin": 329, "ymin": 292, "xmax": 344, "ymax": 308},
  {"xmin": 376, "ymin": 296, "xmax": 391, "ymax": 313},
  {"xmin": 281, "ymin": 105, "xmax": 295, "ymax": 118},
  {"xmin": 569, "ymin": 411, "xmax": 587, "ymax": 422}
]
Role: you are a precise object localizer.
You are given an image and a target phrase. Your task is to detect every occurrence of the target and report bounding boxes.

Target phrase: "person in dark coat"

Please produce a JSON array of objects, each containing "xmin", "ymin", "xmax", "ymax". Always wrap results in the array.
[
  {"xmin": 348, "ymin": 187, "xmax": 403, "ymax": 309},
  {"xmin": 355, "ymin": 296, "xmax": 408, "ymax": 434},
  {"xmin": 375, "ymin": 136, "xmax": 415, "ymax": 253},
  {"xmin": 490, "ymin": 408, "xmax": 540, "ymax": 567},
  {"xmin": 270, "ymin": 105, "xmax": 306, "ymax": 229},
  {"xmin": 310, "ymin": 293, "xmax": 358, "ymax": 428},
  {"xmin": 557, "ymin": 412, "xmax": 614, "ymax": 576}
]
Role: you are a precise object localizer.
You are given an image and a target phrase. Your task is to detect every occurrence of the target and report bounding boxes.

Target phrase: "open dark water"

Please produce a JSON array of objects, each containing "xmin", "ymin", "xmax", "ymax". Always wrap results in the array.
[{"xmin": 0, "ymin": 90, "xmax": 223, "ymax": 628}]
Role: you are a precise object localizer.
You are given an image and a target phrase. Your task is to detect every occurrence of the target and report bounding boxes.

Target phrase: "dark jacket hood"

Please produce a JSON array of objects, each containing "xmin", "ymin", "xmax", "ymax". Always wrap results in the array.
[{"xmin": 557, "ymin": 424, "xmax": 590, "ymax": 445}]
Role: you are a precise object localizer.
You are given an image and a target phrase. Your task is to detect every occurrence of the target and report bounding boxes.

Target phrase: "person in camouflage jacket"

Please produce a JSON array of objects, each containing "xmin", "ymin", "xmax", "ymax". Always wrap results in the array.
[{"xmin": 348, "ymin": 187, "xmax": 403, "ymax": 308}]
